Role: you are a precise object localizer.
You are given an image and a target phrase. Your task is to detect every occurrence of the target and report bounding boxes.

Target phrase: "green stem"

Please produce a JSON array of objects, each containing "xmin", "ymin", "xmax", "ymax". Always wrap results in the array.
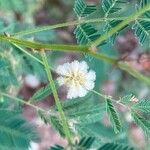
[
  {"xmin": 92, "ymin": 90, "xmax": 127, "ymax": 108},
  {"xmin": 91, "ymin": 4, "xmax": 150, "ymax": 47},
  {"xmin": 13, "ymin": 17, "xmax": 150, "ymax": 37},
  {"xmin": 0, "ymin": 34, "xmax": 117, "ymax": 64},
  {"xmin": 0, "ymin": 34, "xmax": 89, "ymax": 52},
  {"xmin": 1, "ymin": 34, "xmax": 149, "ymax": 86},
  {"xmin": 0, "ymin": 92, "xmax": 53, "ymax": 115},
  {"xmin": 40, "ymin": 51, "xmax": 72, "ymax": 144},
  {"xmin": 88, "ymin": 51, "xmax": 117, "ymax": 64},
  {"xmin": 12, "ymin": 43, "xmax": 43, "ymax": 64},
  {"xmin": 12, "ymin": 43, "xmax": 55, "ymax": 71}
]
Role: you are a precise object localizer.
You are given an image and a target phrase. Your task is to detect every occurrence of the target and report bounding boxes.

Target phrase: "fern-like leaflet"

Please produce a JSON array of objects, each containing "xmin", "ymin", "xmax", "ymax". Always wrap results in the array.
[
  {"xmin": 74, "ymin": 23, "xmax": 103, "ymax": 61},
  {"xmin": 0, "ymin": 109, "xmax": 38, "ymax": 150},
  {"xmin": 106, "ymin": 99, "xmax": 122, "ymax": 133},
  {"xmin": 132, "ymin": 112, "xmax": 150, "ymax": 138},
  {"xmin": 74, "ymin": 0, "xmax": 97, "ymax": 17},
  {"xmin": 50, "ymin": 141, "xmax": 134, "ymax": 150},
  {"xmin": 132, "ymin": 0, "xmax": 150, "ymax": 44},
  {"xmin": 74, "ymin": 24, "xmax": 100, "ymax": 45},
  {"xmin": 132, "ymin": 99, "xmax": 150, "ymax": 112},
  {"xmin": 98, "ymin": 143, "xmax": 134, "ymax": 150},
  {"xmin": 102, "ymin": 0, "xmax": 126, "ymax": 17},
  {"xmin": 74, "ymin": 0, "xmax": 102, "ymax": 61},
  {"xmin": 132, "ymin": 20, "xmax": 150, "ymax": 44},
  {"xmin": 31, "ymin": 81, "xmax": 58, "ymax": 102},
  {"xmin": 140, "ymin": 0, "xmax": 150, "ymax": 18}
]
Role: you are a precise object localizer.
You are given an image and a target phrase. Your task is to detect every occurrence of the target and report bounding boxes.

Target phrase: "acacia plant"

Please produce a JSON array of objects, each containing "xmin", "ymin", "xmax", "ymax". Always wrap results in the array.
[{"xmin": 0, "ymin": 0, "xmax": 150, "ymax": 149}]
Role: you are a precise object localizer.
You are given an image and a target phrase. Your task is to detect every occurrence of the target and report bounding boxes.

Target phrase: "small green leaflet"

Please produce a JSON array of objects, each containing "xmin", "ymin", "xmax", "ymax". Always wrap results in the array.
[
  {"xmin": 98, "ymin": 143, "xmax": 135, "ymax": 150},
  {"xmin": 74, "ymin": 24, "xmax": 101, "ymax": 45},
  {"xmin": 140, "ymin": 0, "xmax": 150, "ymax": 18},
  {"xmin": 132, "ymin": 20, "xmax": 150, "ymax": 44},
  {"xmin": 102, "ymin": 0, "xmax": 126, "ymax": 17},
  {"xmin": 132, "ymin": 99, "xmax": 150, "ymax": 112},
  {"xmin": 74, "ymin": 0, "xmax": 97, "ymax": 17},
  {"xmin": 106, "ymin": 99, "xmax": 121, "ymax": 133},
  {"xmin": 49, "ymin": 141, "xmax": 135, "ymax": 150},
  {"xmin": 77, "ymin": 137, "xmax": 95, "ymax": 149},
  {"xmin": 50, "ymin": 145, "xmax": 64, "ymax": 150},
  {"xmin": 30, "ymin": 81, "xmax": 59, "ymax": 102},
  {"xmin": 49, "ymin": 137, "xmax": 95, "ymax": 150},
  {"xmin": 0, "ymin": 109, "xmax": 38, "ymax": 149},
  {"xmin": 61, "ymin": 93, "xmax": 105, "ymax": 124},
  {"xmin": 38, "ymin": 110, "xmax": 67, "ymax": 137},
  {"xmin": 132, "ymin": 112, "xmax": 150, "ymax": 138},
  {"xmin": 133, "ymin": 0, "xmax": 150, "ymax": 44},
  {"xmin": 49, "ymin": 116, "xmax": 66, "ymax": 137},
  {"xmin": 67, "ymin": 105, "xmax": 105, "ymax": 124}
]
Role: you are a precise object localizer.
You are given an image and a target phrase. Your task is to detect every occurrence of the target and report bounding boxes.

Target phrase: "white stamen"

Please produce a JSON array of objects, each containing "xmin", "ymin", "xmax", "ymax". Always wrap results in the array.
[{"xmin": 56, "ymin": 60, "xmax": 96, "ymax": 99}]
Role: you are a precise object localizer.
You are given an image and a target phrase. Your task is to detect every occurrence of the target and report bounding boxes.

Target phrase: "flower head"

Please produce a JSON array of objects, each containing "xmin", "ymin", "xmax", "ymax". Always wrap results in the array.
[{"xmin": 56, "ymin": 60, "xmax": 96, "ymax": 99}]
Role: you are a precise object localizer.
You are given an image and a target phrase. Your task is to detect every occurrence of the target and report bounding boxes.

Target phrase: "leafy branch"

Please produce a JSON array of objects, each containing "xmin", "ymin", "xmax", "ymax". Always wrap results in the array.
[
  {"xmin": 91, "ymin": 3, "xmax": 150, "ymax": 47},
  {"xmin": 0, "ymin": 34, "xmax": 149, "ymax": 86}
]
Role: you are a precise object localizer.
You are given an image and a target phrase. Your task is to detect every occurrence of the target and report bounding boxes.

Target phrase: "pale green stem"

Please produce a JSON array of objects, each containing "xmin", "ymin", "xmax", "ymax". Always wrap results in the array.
[
  {"xmin": 12, "ymin": 43, "xmax": 43, "ymax": 64},
  {"xmin": 40, "ymin": 51, "xmax": 72, "ymax": 144},
  {"xmin": 92, "ymin": 90, "xmax": 127, "ymax": 108},
  {"xmin": 0, "ymin": 34, "xmax": 117, "ymax": 64},
  {"xmin": 13, "ymin": 17, "xmax": 150, "ymax": 37},
  {"xmin": 91, "ymin": 4, "xmax": 150, "ymax": 47},
  {"xmin": 0, "ymin": 34, "xmax": 149, "ymax": 86},
  {"xmin": 0, "ymin": 92, "xmax": 54, "ymax": 115},
  {"xmin": 12, "ymin": 43, "xmax": 55, "ymax": 71}
]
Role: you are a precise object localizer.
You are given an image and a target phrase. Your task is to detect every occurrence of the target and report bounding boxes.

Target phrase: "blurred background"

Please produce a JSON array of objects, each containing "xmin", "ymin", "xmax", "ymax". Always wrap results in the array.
[{"xmin": 0, "ymin": 0, "xmax": 150, "ymax": 150}]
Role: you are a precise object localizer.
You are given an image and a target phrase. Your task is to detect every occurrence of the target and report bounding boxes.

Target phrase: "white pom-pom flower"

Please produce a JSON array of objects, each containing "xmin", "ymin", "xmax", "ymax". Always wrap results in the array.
[{"xmin": 56, "ymin": 60, "xmax": 96, "ymax": 99}]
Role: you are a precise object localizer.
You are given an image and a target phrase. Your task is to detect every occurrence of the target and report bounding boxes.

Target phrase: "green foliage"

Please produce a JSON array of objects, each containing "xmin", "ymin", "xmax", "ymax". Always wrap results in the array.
[
  {"xmin": 76, "ymin": 122, "xmax": 121, "ymax": 147},
  {"xmin": 50, "ymin": 116, "xmax": 67, "ymax": 137},
  {"xmin": 38, "ymin": 110, "xmax": 66, "ymax": 137},
  {"xmin": 0, "ymin": 0, "xmax": 37, "ymax": 13},
  {"xmin": 132, "ymin": 20, "xmax": 150, "ymax": 44},
  {"xmin": 140, "ymin": 0, "xmax": 150, "ymax": 17},
  {"xmin": 0, "ymin": 109, "xmax": 38, "ymax": 150},
  {"xmin": 74, "ymin": 24, "xmax": 100, "ymax": 45},
  {"xmin": 132, "ymin": 0, "xmax": 150, "ymax": 44},
  {"xmin": 74, "ymin": 0, "xmax": 97, "ymax": 17},
  {"xmin": 61, "ymin": 93, "xmax": 105, "ymax": 124},
  {"xmin": 50, "ymin": 137, "xmax": 95, "ymax": 150},
  {"xmin": 132, "ymin": 99, "xmax": 150, "ymax": 112},
  {"xmin": 98, "ymin": 143, "xmax": 134, "ymax": 150},
  {"xmin": 106, "ymin": 99, "xmax": 122, "ymax": 133},
  {"xmin": 50, "ymin": 138, "xmax": 134, "ymax": 150},
  {"xmin": 104, "ymin": 20, "xmax": 126, "ymax": 43},
  {"xmin": 50, "ymin": 145, "xmax": 64, "ymax": 150},
  {"xmin": 102, "ymin": 0, "xmax": 126, "ymax": 17},
  {"xmin": 77, "ymin": 137, "xmax": 95, "ymax": 149},
  {"xmin": 132, "ymin": 112, "xmax": 150, "ymax": 138},
  {"xmin": 31, "ymin": 81, "xmax": 58, "ymax": 102},
  {"xmin": 120, "ymin": 94, "xmax": 134, "ymax": 105},
  {"xmin": 0, "ymin": 56, "xmax": 17, "ymax": 88},
  {"xmin": 0, "ymin": 0, "xmax": 150, "ymax": 149}
]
